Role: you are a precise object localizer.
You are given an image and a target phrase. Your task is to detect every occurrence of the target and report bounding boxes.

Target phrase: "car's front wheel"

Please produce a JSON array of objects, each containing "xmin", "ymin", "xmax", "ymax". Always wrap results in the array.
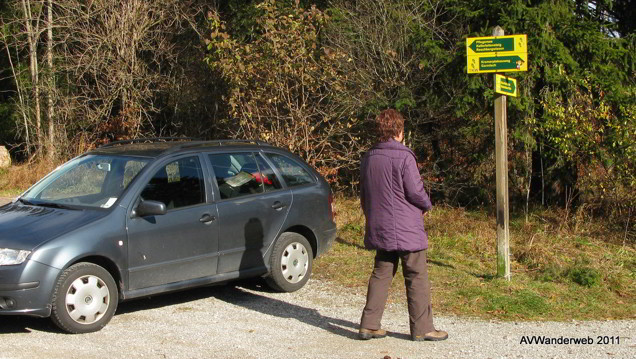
[
  {"xmin": 51, "ymin": 262, "xmax": 118, "ymax": 334},
  {"xmin": 266, "ymin": 232, "xmax": 313, "ymax": 292}
]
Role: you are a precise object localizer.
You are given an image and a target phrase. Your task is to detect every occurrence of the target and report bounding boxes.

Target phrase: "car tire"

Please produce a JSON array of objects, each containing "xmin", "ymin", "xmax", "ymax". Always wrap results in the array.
[
  {"xmin": 266, "ymin": 232, "xmax": 313, "ymax": 292},
  {"xmin": 51, "ymin": 262, "xmax": 118, "ymax": 334}
]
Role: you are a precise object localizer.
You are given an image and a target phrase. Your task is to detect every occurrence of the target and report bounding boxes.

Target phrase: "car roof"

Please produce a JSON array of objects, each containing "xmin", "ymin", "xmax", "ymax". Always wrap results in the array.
[{"xmin": 88, "ymin": 138, "xmax": 276, "ymax": 158}]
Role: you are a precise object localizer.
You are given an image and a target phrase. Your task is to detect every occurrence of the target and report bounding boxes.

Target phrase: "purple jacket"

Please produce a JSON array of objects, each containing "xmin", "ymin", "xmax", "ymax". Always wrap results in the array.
[{"xmin": 360, "ymin": 139, "xmax": 432, "ymax": 252}]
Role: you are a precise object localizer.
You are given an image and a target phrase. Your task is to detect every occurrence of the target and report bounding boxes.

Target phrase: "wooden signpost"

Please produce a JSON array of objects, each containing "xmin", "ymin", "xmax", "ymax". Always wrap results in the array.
[{"xmin": 466, "ymin": 27, "xmax": 528, "ymax": 281}]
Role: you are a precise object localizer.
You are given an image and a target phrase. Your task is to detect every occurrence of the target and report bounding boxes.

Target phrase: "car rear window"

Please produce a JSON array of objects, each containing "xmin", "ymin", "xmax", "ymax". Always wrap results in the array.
[
  {"xmin": 255, "ymin": 154, "xmax": 283, "ymax": 192},
  {"xmin": 266, "ymin": 153, "xmax": 315, "ymax": 187}
]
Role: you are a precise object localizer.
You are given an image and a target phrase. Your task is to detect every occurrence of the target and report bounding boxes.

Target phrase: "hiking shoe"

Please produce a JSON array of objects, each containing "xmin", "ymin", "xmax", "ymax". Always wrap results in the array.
[
  {"xmin": 412, "ymin": 330, "xmax": 448, "ymax": 341},
  {"xmin": 358, "ymin": 328, "xmax": 387, "ymax": 340}
]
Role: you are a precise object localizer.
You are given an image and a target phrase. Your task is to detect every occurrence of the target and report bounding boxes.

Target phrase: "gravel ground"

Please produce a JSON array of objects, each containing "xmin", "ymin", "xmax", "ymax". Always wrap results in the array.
[
  {"xmin": 1, "ymin": 196, "xmax": 634, "ymax": 358},
  {"xmin": 0, "ymin": 278, "xmax": 634, "ymax": 359}
]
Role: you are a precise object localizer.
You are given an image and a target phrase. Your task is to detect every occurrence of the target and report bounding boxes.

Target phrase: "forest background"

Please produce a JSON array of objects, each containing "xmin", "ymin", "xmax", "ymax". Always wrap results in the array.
[
  {"xmin": 2, "ymin": 0, "xmax": 635, "ymax": 226},
  {"xmin": 0, "ymin": 0, "xmax": 635, "ymax": 320},
  {"xmin": 1, "ymin": 0, "xmax": 635, "ymax": 236}
]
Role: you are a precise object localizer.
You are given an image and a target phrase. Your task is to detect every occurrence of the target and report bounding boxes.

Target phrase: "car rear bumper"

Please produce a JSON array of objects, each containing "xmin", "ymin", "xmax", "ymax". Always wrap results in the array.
[
  {"xmin": 0, "ymin": 260, "xmax": 60, "ymax": 318},
  {"xmin": 316, "ymin": 225, "xmax": 337, "ymax": 257}
]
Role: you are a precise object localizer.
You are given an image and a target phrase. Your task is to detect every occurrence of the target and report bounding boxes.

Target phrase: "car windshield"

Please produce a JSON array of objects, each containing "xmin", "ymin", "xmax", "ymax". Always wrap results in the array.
[{"xmin": 22, "ymin": 154, "xmax": 149, "ymax": 209}]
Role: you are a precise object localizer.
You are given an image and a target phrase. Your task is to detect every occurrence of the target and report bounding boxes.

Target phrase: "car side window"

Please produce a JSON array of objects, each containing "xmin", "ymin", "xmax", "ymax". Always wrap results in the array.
[
  {"xmin": 255, "ymin": 154, "xmax": 283, "ymax": 192},
  {"xmin": 209, "ymin": 153, "xmax": 264, "ymax": 199},
  {"xmin": 140, "ymin": 156, "xmax": 205, "ymax": 210},
  {"xmin": 123, "ymin": 160, "xmax": 147, "ymax": 188},
  {"xmin": 266, "ymin": 153, "xmax": 314, "ymax": 187}
]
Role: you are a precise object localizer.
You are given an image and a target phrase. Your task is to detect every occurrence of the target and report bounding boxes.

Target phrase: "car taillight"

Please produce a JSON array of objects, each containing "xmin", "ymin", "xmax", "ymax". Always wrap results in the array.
[{"xmin": 328, "ymin": 193, "xmax": 335, "ymax": 221}]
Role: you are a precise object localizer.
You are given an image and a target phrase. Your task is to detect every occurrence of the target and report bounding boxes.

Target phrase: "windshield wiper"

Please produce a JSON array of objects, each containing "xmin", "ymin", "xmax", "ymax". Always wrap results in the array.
[
  {"xmin": 17, "ymin": 198, "xmax": 35, "ymax": 206},
  {"xmin": 35, "ymin": 202, "xmax": 79, "ymax": 210},
  {"xmin": 17, "ymin": 197, "xmax": 80, "ymax": 210}
]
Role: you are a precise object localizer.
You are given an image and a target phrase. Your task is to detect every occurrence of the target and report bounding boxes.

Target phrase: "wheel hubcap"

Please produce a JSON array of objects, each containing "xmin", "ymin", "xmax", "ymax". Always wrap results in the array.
[
  {"xmin": 65, "ymin": 275, "xmax": 110, "ymax": 325},
  {"xmin": 281, "ymin": 242, "xmax": 309, "ymax": 284}
]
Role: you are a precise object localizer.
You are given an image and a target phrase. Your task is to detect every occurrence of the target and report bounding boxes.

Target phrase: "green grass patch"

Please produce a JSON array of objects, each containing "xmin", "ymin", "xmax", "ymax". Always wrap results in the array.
[{"xmin": 313, "ymin": 196, "xmax": 636, "ymax": 321}]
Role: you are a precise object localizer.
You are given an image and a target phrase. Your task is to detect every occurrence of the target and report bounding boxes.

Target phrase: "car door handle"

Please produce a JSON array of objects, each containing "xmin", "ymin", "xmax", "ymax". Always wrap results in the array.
[
  {"xmin": 271, "ymin": 201, "xmax": 286, "ymax": 210},
  {"xmin": 199, "ymin": 214, "xmax": 216, "ymax": 224}
]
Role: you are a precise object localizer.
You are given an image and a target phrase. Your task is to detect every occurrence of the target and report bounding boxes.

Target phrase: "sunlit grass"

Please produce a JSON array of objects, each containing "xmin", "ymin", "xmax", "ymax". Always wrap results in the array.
[
  {"xmin": 313, "ymin": 196, "xmax": 636, "ymax": 321},
  {"xmin": 0, "ymin": 161, "xmax": 59, "ymax": 195}
]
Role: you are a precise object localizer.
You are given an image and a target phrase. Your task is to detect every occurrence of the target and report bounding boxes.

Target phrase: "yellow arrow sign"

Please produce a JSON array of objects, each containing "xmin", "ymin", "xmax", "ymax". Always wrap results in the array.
[
  {"xmin": 466, "ymin": 34, "xmax": 527, "ymax": 56},
  {"xmin": 467, "ymin": 52, "xmax": 528, "ymax": 74},
  {"xmin": 495, "ymin": 74, "xmax": 518, "ymax": 97}
]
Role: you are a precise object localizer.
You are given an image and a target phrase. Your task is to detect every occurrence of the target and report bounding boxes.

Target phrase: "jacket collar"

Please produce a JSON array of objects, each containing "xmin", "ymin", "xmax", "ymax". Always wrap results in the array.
[{"xmin": 371, "ymin": 139, "xmax": 414, "ymax": 154}]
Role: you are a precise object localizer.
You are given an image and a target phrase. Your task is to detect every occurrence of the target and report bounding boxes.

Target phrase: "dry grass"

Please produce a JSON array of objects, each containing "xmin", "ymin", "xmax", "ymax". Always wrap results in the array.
[
  {"xmin": 0, "ymin": 160, "xmax": 60, "ymax": 195},
  {"xmin": 314, "ymin": 196, "xmax": 636, "ymax": 321}
]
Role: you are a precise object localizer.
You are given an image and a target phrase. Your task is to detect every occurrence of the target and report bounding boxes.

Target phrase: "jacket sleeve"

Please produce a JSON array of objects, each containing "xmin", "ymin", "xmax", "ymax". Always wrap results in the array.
[
  {"xmin": 359, "ymin": 156, "xmax": 366, "ymax": 215},
  {"xmin": 402, "ymin": 154, "xmax": 432, "ymax": 212}
]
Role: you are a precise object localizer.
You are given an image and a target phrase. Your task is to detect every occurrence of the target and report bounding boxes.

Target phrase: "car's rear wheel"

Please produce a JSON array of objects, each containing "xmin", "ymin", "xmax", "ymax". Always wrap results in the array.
[
  {"xmin": 266, "ymin": 232, "xmax": 313, "ymax": 292},
  {"xmin": 51, "ymin": 262, "xmax": 118, "ymax": 334}
]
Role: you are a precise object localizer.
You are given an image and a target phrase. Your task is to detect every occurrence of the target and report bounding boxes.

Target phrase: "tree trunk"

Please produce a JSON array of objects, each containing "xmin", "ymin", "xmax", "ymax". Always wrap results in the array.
[
  {"xmin": 21, "ymin": 0, "xmax": 42, "ymax": 156},
  {"xmin": 47, "ymin": 0, "xmax": 55, "ymax": 160},
  {"xmin": 2, "ymin": 27, "xmax": 32, "ymax": 155}
]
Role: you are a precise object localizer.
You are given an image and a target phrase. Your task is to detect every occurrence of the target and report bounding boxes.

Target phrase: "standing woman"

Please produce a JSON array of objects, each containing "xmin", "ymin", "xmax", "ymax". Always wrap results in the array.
[{"xmin": 358, "ymin": 109, "xmax": 447, "ymax": 342}]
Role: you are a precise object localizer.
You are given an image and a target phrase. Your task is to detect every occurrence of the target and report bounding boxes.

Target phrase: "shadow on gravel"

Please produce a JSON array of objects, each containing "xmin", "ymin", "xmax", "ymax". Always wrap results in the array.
[
  {"xmin": 216, "ymin": 285, "xmax": 359, "ymax": 339},
  {"xmin": 0, "ymin": 316, "xmax": 59, "ymax": 334},
  {"xmin": 217, "ymin": 279, "xmax": 412, "ymax": 341},
  {"xmin": 0, "ymin": 284, "xmax": 227, "ymax": 334},
  {"xmin": 0, "ymin": 278, "xmax": 412, "ymax": 340},
  {"xmin": 116, "ymin": 284, "xmax": 225, "ymax": 315}
]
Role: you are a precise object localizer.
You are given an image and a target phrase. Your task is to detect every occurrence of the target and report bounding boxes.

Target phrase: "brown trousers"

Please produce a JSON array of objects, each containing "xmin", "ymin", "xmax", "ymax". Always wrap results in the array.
[{"xmin": 360, "ymin": 249, "xmax": 434, "ymax": 336}]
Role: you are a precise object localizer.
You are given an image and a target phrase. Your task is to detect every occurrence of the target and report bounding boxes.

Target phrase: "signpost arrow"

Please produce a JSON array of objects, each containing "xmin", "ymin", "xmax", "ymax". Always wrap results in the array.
[
  {"xmin": 468, "ymin": 53, "xmax": 528, "ymax": 73},
  {"xmin": 466, "ymin": 34, "xmax": 527, "ymax": 56},
  {"xmin": 479, "ymin": 55, "xmax": 526, "ymax": 71},
  {"xmin": 468, "ymin": 37, "xmax": 515, "ymax": 53},
  {"xmin": 495, "ymin": 74, "xmax": 518, "ymax": 97},
  {"xmin": 501, "ymin": 77, "xmax": 515, "ymax": 93}
]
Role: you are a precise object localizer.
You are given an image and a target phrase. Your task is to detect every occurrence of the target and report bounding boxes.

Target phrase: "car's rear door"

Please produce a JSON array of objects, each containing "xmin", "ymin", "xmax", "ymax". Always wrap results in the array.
[
  {"xmin": 207, "ymin": 152, "xmax": 291, "ymax": 275},
  {"xmin": 126, "ymin": 154, "xmax": 220, "ymax": 290}
]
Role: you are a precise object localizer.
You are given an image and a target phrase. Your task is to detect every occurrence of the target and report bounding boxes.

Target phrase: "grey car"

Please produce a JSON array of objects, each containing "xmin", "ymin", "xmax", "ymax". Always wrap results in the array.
[{"xmin": 0, "ymin": 139, "xmax": 336, "ymax": 333}]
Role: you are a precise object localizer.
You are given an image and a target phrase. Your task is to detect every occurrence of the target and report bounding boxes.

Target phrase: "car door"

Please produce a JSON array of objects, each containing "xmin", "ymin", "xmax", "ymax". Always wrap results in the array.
[
  {"xmin": 126, "ymin": 155, "xmax": 219, "ymax": 290},
  {"xmin": 208, "ymin": 152, "xmax": 291, "ymax": 274}
]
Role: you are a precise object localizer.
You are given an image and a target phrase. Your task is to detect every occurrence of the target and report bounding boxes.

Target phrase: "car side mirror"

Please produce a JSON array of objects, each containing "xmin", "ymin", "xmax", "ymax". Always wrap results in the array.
[{"xmin": 135, "ymin": 200, "xmax": 167, "ymax": 217}]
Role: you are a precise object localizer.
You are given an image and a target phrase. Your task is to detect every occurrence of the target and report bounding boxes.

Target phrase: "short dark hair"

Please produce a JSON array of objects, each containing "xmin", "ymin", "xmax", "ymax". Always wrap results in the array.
[{"xmin": 375, "ymin": 109, "xmax": 404, "ymax": 142}]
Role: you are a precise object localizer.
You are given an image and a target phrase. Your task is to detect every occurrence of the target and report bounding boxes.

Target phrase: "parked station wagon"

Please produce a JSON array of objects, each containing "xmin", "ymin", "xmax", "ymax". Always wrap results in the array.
[{"xmin": 0, "ymin": 139, "xmax": 336, "ymax": 333}]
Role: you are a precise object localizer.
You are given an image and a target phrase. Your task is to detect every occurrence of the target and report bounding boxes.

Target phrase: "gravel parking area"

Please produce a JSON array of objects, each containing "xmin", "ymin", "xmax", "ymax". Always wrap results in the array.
[
  {"xmin": 0, "ymin": 278, "xmax": 634, "ymax": 359},
  {"xmin": 1, "ymin": 196, "xmax": 634, "ymax": 358}
]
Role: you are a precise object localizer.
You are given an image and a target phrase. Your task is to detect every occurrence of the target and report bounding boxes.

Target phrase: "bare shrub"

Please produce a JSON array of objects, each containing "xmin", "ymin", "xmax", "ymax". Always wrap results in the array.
[
  {"xmin": 2, "ymin": 0, "xmax": 212, "ymax": 159},
  {"xmin": 206, "ymin": 0, "xmax": 365, "ymax": 186}
]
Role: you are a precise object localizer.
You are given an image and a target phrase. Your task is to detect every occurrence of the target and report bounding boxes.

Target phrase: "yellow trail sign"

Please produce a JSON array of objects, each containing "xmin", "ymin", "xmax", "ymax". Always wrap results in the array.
[
  {"xmin": 495, "ymin": 74, "xmax": 518, "ymax": 97},
  {"xmin": 466, "ymin": 34, "xmax": 528, "ymax": 74},
  {"xmin": 466, "ymin": 35, "xmax": 527, "ymax": 56},
  {"xmin": 467, "ymin": 53, "xmax": 528, "ymax": 74}
]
